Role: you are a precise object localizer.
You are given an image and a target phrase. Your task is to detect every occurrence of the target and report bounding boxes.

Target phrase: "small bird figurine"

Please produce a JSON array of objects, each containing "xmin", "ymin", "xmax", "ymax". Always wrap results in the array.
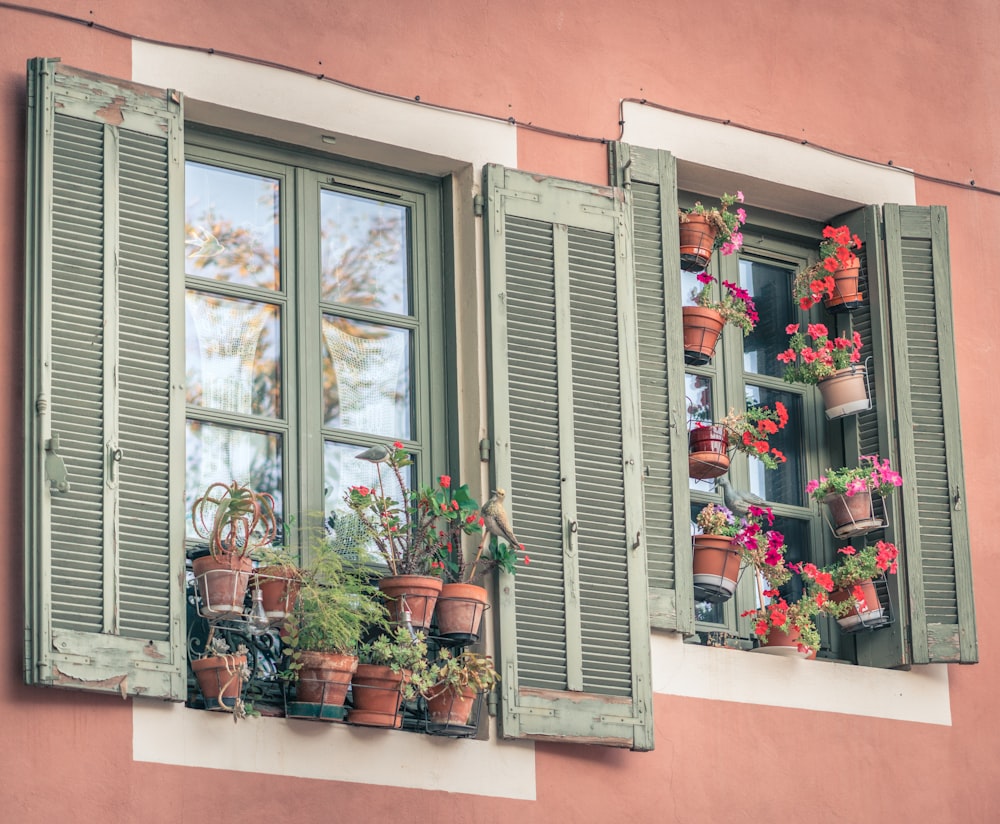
[
  {"xmin": 480, "ymin": 488, "xmax": 521, "ymax": 548},
  {"xmin": 355, "ymin": 444, "xmax": 391, "ymax": 463},
  {"xmin": 716, "ymin": 477, "xmax": 767, "ymax": 518}
]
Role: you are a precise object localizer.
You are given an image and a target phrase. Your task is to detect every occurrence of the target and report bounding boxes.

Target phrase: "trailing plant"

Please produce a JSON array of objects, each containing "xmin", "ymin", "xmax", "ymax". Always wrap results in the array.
[
  {"xmin": 192, "ymin": 480, "xmax": 278, "ymax": 560},
  {"xmin": 777, "ymin": 322, "xmax": 863, "ymax": 385},
  {"xmin": 690, "ymin": 272, "xmax": 759, "ymax": 336},
  {"xmin": 425, "ymin": 649, "xmax": 500, "ymax": 698},
  {"xmin": 792, "ymin": 224, "xmax": 864, "ymax": 310},
  {"xmin": 198, "ymin": 634, "xmax": 255, "ymax": 719},
  {"xmin": 717, "ymin": 401, "xmax": 789, "ymax": 469},
  {"xmin": 805, "ymin": 455, "xmax": 903, "ymax": 502},
  {"xmin": 678, "ymin": 191, "xmax": 747, "ymax": 254}
]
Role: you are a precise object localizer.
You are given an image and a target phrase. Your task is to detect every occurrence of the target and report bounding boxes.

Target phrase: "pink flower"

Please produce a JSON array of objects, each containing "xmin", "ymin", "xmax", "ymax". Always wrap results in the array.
[
  {"xmin": 846, "ymin": 478, "xmax": 868, "ymax": 496},
  {"xmin": 736, "ymin": 191, "xmax": 745, "ymax": 203},
  {"xmin": 807, "ymin": 323, "xmax": 828, "ymax": 339},
  {"xmin": 805, "ymin": 479, "xmax": 821, "ymax": 494},
  {"xmin": 736, "ymin": 207, "xmax": 747, "ymax": 223},
  {"xmin": 785, "ymin": 323, "xmax": 800, "ymax": 334},
  {"xmin": 696, "ymin": 271, "xmax": 714, "ymax": 284}
]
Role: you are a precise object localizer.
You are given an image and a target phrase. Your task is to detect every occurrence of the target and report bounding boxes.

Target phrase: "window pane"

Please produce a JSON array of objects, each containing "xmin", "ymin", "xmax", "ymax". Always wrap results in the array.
[
  {"xmin": 771, "ymin": 515, "xmax": 812, "ymax": 605},
  {"xmin": 681, "ymin": 269, "xmax": 706, "ymax": 305},
  {"xmin": 746, "ymin": 385, "xmax": 803, "ymax": 506},
  {"xmin": 185, "ymin": 162, "xmax": 280, "ymax": 290},
  {"xmin": 323, "ymin": 440, "xmax": 411, "ymax": 563},
  {"xmin": 320, "ymin": 190, "xmax": 409, "ymax": 314},
  {"xmin": 322, "ymin": 316, "xmax": 411, "ymax": 439},
  {"xmin": 185, "ymin": 420, "xmax": 283, "ymax": 540},
  {"xmin": 686, "ymin": 373, "xmax": 715, "ymax": 492},
  {"xmin": 185, "ymin": 292, "xmax": 281, "ymax": 418},
  {"xmin": 740, "ymin": 258, "xmax": 795, "ymax": 378}
]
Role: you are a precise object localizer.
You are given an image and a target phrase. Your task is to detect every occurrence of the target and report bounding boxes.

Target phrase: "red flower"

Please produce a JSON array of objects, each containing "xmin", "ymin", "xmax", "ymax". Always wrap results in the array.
[
  {"xmin": 785, "ymin": 323, "xmax": 800, "ymax": 335},
  {"xmin": 823, "ymin": 256, "xmax": 839, "ymax": 272},
  {"xmin": 770, "ymin": 448, "xmax": 786, "ymax": 463},
  {"xmin": 523, "ymin": 556, "xmax": 531, "ymax": 564},
  {"xmin": 393, "ymin": 440, "xmax": 403, "ymax": 449},
  {"xmin": 776, "ymin": 348, "xmax": 797, "ymax": 364},
  {"xmin": 807, "ymin": 323, "xmax": 828, "ymax": 339},
  {"xmin": 451, "ymin": 499, "xmax": 460, "ymax": 511},
  {"xmin": 774, "ymin": 401, "xmax": 788, "ymax": 426},
  {"xmin": 439, "ymin": 474, "xmax": 451, "ymax": 488},
  {"xmin": 837, "ymin": 546, "xmax": 857, "ymax": 555}
]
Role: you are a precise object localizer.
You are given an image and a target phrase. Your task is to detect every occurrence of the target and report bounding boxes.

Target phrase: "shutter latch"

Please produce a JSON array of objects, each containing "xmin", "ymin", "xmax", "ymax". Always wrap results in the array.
[
  {"xmin": 44, "ymin": 433, "xmax": 70, "ymax": 494},
  {"xmin": 107, "ymin": 443, "xmax": 125, "ymax": 487},
  {"xmin": 953, "ymin": 485, "xmax": 963, "ymax": 510}
]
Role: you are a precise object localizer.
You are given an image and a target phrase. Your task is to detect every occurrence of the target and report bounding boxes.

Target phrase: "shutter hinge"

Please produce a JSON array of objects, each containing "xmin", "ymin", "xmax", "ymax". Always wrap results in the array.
[
  {"xmin": 473, "ymin": 193, "xmax": 485, "ymax": 217},
  {"xmin": 479, "ymin": 437, "xmax": 491, "ymax": 462},
  {"xmin": 487, "ymin": 690, "xmax": 498, "ymax": 717},
  {"xmin": 44, "ymin": 433, "xmax": 70, "ymax": 494},
  {"xmin": 953, "ymin": 485, "xmax": 963, "ymax": 510}
]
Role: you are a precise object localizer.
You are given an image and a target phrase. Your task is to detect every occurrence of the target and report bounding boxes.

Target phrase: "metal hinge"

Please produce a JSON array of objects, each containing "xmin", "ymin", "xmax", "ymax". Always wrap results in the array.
[
  {"xmin": 44, "ymin": 433, "xmax": 70, "ymax": 494},
  {"xmin": 473, "ymin": 193, "xmax": 485, "ymax": 217},
  {"xmin": 479, "ymin": 437, "xmax": 491, "ymax": 461}
]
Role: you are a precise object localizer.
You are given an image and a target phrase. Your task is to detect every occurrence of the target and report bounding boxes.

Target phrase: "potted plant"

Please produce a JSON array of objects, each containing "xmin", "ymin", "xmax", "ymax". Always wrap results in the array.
[
  {"xmin": 714, "ymin": 401, "xmax": 789, "ymax": 471},
  {"xmin": 792, "ymin": 225, "xmax": 864, "ymax": 313},
  {"xmin": 683, "ymin": 273, "xmax": 759, "ymax": 365},
  {"xmin": 280, "ymin": 538, "xmax": 387, "ymax": 720},
  {"xmin": 191, "ymin": 634, "xmax": 252, "ymax": 716},
  {"xmin": 677, "ymin": 191, "xmax": 747, "ymax": 272},
  {"xmin": 801, "ymin": 540, "xmax": 899, "ymax": 631},
  {"xmin": 190, "ymin": 481, "xmax": 278, "ymax": 619},
  {"xmin": 349, "ymin": 626, "xmax": 432, "ymax": 728},
  {"xmin": 252, "ymin": 543, "xmax": 302, "ymax": 626},
  {"xmin": 776, "ymin": 322, "xmax": 868, "ymax": 419},
  {"xmin": 742, "ymin": 588, "xmax": 823, "ymax": 656},
  {"xmin": 692, "ymin": 502, "xmax": 791, "ymax": 602},
  {"xmin": 805, "ymin": 454, "xmax": 903, "ymax": 538},
  {"xmin": 423, "ymin": 649, "xmax": 500, "ymax": 728}
]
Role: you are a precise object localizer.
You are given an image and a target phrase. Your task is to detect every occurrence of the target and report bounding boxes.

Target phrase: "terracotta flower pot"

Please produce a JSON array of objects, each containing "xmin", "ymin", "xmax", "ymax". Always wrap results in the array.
[
  {"xmin": 295, "ymin": 650, "xmax": 358, "ymax": 708},
  {"xmin": 192, "ymin": 553, "xmax": 253, "ymax": 619},
  {"xmin": 682, "ymin": 306, "xmax": 726, "ymax": 366},
  {"xmin": 435, "ymin": 583, "xmax": 488, "ymax": 642},
  {"xmin": 378, "ymin": 574, "xmax": 444, "ymax": 631},
  {"xmin": 688, "ymin": 424, "xmax": 731, "ymax": 480},
  {"xmin": 191, "ymin": 654, "xmax": 247, "ymax": 710},
  {"xmin": 817, "ymin": 367, "xmax": 869, "ymax": 419},
  {"xmin": 678, "ymin": 214, "xmax": 719, "ymax": 272},
  {"xmin": 823, "ymin": 259, "xmax": 863, "ymax": 313},
  {"xmin": 692, "ymin": 534, "xmax": 741, "ymax": 602},
  {"xmin": 831, "ymin": 579, "xmax": 887, "ymax": 631},
  {"xmin": 424, "ymin": 683, "xmax": 479, "ymax": 727},
  {"xmin": 255, "ymin": 565, "xmax": 301, "ymax": 625},
  {"xmin": 348, "ymin": 663, "xmax": 406, "ymax": 728},
  {"xmin": 823, "ymin": 489, "xmax": 882, "ymax": 538},
  {"xmin": 755, "ymin": 626, "xmax": 815, "ymax": 658}
]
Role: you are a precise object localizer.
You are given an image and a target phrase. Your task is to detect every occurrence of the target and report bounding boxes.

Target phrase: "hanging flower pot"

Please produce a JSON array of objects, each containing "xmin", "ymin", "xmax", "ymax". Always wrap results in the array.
[
  {"xmin": 688, "ymin": 424, "xmax": 731, "ymax": 480},
  {"xmin": 830, "ymin": 578, "xmax": 889, "ymax": 631},
  {"xmin": 822, "ymin": 489, "xmax": 885, "ymax": 538},
  {"xmin": 434, "ymin": 582, "xmax": 489, "ymax": 642},
  {"xmin": 817, "ymin": 366, "xmax": 869, "ymax": 419},
  {"xmin": 682, "ymin": 306, "xmax": 726, "ymax": 366},
  {"xmin": 678, "ymin": 214, "xmax": 720, "ymax": 272},
  {"xmin": 692, "ymin": 534, "xmax": 741, "ymax": 602},
  {"xmin": 378, "ymin": 574, "xmax": 443, "ymax": 632},
  {"xmin": 823, "ymin": 259, "xmax": 863, "ymax": 313}
]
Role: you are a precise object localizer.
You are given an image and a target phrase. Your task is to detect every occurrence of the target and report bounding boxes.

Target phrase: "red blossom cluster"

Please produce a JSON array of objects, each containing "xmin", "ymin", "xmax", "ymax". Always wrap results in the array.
[{"xmin": 777, "ymin": 322, "xmax": 863, "ymax": 384}]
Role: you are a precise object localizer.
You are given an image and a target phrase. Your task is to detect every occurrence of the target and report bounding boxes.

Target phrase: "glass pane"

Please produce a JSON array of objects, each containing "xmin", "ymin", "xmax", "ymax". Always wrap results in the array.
[
  {"xmin": 185, "ymin": 162, "xmax": 280, "ymax": 290},
  {"xmin": 320, "ymin": 190, "xmax": 409, "ymax": 314},
  {"xmin": 185, "ymin": 292, "xmax": 281, "ymax": 418},
  {"xmin": 686, "ymin": 373, "xmax": 717, "ymax": 492},
  {"xmin": 681, "ymin": 268, "xmax": 707, "ymax": 306},
  {"xmin": 322, "ymin": 316, "xmax": 411, "ymax": 439},
  {"xmin": 771, "ymin": 515, "xmax": 812, "ymax": 605},
  {"xmin": 746, "ymin": 385, "xmax": 804, "ymax": 506},
  {"xmin": 323, "ymin": 440, "xmax": 412, "ymax": 563},
  {"xmin": 741, "ymin": 258, "xmax": 796, "ymax": 378},
  {"xmin": 185, "ymin": 420, "xmax": 283, "ymax": 540}
]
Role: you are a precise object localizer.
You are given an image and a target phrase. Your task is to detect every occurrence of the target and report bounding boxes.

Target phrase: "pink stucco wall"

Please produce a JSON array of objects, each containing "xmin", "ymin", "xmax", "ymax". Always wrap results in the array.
[{"xmin": 1, "ymin": 2, "xmax": 998, "ymax": 821}]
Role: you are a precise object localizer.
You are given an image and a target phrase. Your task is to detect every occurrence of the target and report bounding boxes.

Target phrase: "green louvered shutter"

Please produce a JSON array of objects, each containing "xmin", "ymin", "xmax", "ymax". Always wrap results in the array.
[
  {"xmin": 839, "ymin": 206, "xmax": 911, "ymax": 668},
  {"xmin": 881, "ymin": 205, "xmax": 977, "ymax": 664},
  {"xmin": 23, "ymin": 59, "xmax": 186, "ymax": 698},
  {"xmin": 484, "ymin": 165, "xmax": 653, "ymax": 750},
  {"xmin": 609, "ymin": 143, "xmax": 693, "ymax": 633}
]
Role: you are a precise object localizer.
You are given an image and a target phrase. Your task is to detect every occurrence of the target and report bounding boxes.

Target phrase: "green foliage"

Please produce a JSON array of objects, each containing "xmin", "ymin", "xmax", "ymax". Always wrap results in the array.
[
  {"xmin": 358, "ymin": 626, "xmax": 432, "ymax": 699},
  {"xmin": 192, "ymin": 480, "xmax": 278, "ymax": 559},
  {"xmin": 426, "ymin": 649, "xmax": 499, "ymax": 697}
]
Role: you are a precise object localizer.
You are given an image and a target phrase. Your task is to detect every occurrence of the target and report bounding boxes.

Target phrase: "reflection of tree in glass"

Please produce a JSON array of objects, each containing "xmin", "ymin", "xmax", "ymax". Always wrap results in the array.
[
  {"xmin": 186, "ymin": 207, "xmax": 279, "ymax": 288},
  {"xmin": 320, "ymin": 210, "xmax": 405, "ymax": 311}
]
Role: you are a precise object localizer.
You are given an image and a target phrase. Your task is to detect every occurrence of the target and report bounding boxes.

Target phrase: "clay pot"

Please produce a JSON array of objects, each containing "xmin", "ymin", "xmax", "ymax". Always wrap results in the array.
[
  {"xmin": 682, "ymin": 306, "xmax": 726, "ymax": 366},
  {"xmin": 688, "ymin": 424, "xmax": 731, "ymax": 480},
  {"xmin": 824, "ymin": 259, "xmax": 863, "ymax": 313},
  {"xmin": 831, "ymin": 579, "xmax": 887, "ymax": 631},
  {"xmin": 435, "ymin": 583, "xmax": 488, "ymax": 642},
  {"xmin": 191, "ymin": 653, "xmax": 247, "ymax": 710},
  {"xmin": 378, "ymin": 575, "xmax": 444, "ymax": 631},
  {"xmin": 348, "ymin": 663, "xmax": 406, "ymax": 728},
  {"xmin": 255, "ymin": 565, "xmax": 301, "ymax": 625},
  {"xmin": 425, "ymin": 683, "xmax": 478, "ymax": 727},
  {"xmin": 295, "ymin": 651, "xmax": 358, "ymax": 707},
  {"xmin": 692, "ymin": 534, "xmax": 741, "ymax": 602},
  {"xmin": 755, "ymin": 627, "xmax": 816, "ymax": 658},
  {"xmin": 817, "ymin": 367, "xmax": 869, "ymax": 419},
  {"xmin": 192, "ymin": 553, "xmax": 253, "ymax": 619},
  {"xmin": 823, "ymin": 489, "xmax": 882, "ymax": 538},
  {"xmin": 678, "ymin": 214, "xmax": 719, "ymax": 272}
]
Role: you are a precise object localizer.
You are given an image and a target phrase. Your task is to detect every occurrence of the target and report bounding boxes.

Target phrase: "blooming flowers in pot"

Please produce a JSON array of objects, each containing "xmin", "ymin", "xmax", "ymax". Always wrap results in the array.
[
  {"xmin": 690, "ymin": 273, "xmax": 759, "ymax": 336},
  {"xmin": 678, "ymin": 191, "xmax": 748, "ymax": 257},
  {"xmin": 777, "ymin": 322, "xmax": 863, "ymax": 385},
  {"xmin": 805, "ymin": 455, "xmax": 903, "ymax": 502},
  {"xmin": 791, "ymin": 225, "xmax": 864, "ymax": 310},
  {"xmin": 801, "ymin": 540, "xmax": 899, "ymax": 630},
  {"xmin": 742, "ymin": 588, "xmax": 823, "ymax": 655},
  {"xmin": 718, "ymin": 401, "xmax": 789, "ymax": 470},
  {"xmin": 694, "ymin": 503, "xmax": 792, "ymax": 591}
]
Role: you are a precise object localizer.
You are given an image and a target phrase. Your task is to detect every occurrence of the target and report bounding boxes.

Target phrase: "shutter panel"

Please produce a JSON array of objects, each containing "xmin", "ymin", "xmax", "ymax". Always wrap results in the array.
[
  {"xmin": 484, "ymin": 164, "xmax": 653, "ymax": 750},
  {"xmin": 881, "ymin": 205, "xmax": 977, "ymax": 664},
  {"xmin": 840, "ymin": 206, "xmax": 911, "ymax": 669},
  {"xmin": 609, "ymin": 143, "xmax": 693, "ymax": 633},
  {"xmin": 24, "ymin": 59, "xmax": 186, "ymax": 698}
]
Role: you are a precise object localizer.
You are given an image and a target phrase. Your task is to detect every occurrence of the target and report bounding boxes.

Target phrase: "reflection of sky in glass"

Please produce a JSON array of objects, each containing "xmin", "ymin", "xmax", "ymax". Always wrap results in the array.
[
  {"xmin": 322, "ymin": 316, "xmax": 411, "ymax": 439},
  {"xmin": 746, "ymin": 385, "xmax": 803, "ymax": 506},
  {"xmin": 185, "ymin": 291, "xmax": 281, "ymax": 418},
  {"xmin": 185, "ymin": 162, "xmax": 280, "ymax": 290},
  {"xmin": 185, "ymin": 421, "xmax": 283, "ymax": 541},
  {"xmin": 741, "ymin": 258, "xmax": 794, "ymax": 378},
  {"xmin": 324, "ymin": 440, "xmax": 412, "ymax": 565},
  {"xmin": 320, "ymin": 190, "xmax": 408, "ymax": 315},
  {"xmin": 681, "ymin": 269, "xmax": 706, "ymax": 305},
  {"xmin": 686, "ymin": 373, "xmax": 715, "ymax": 493}
]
